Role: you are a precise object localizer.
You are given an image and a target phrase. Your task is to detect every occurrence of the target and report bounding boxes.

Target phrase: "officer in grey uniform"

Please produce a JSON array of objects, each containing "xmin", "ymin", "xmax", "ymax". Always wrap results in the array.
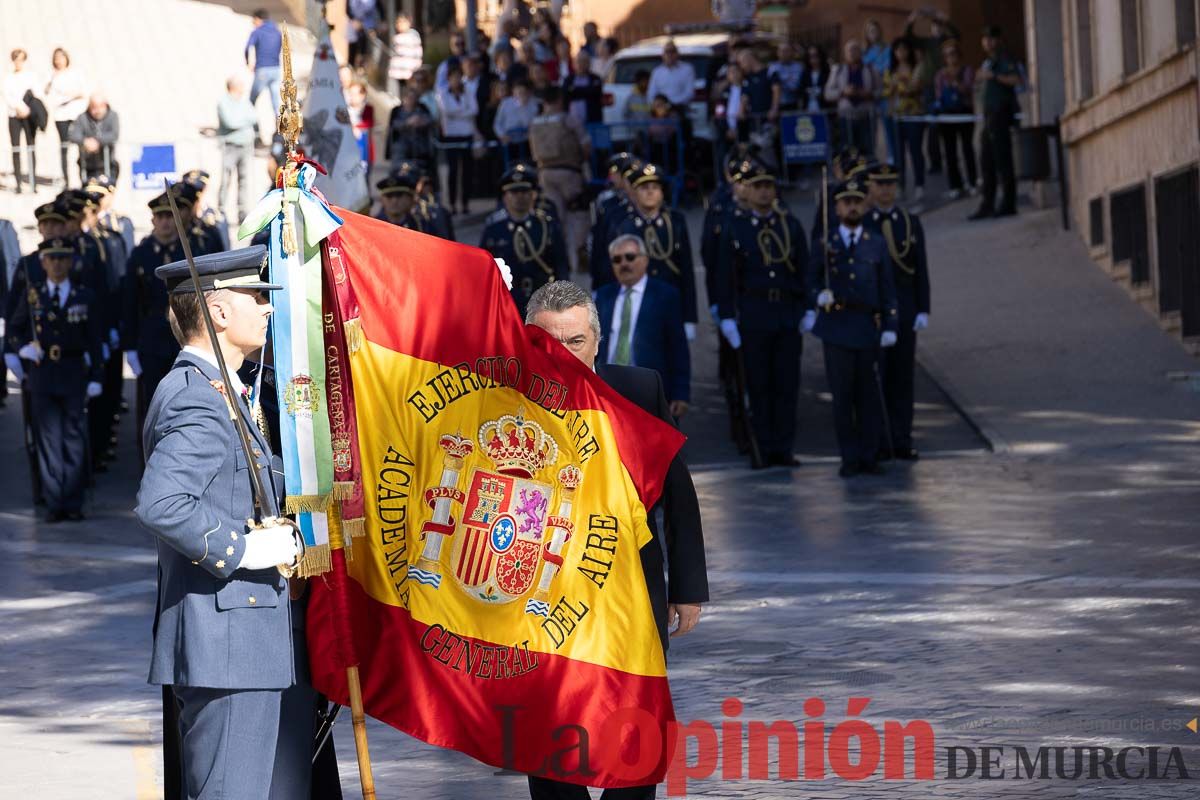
[{"xmin": 135, "ymin": 246, "xmax": 313, "ymax": 799}]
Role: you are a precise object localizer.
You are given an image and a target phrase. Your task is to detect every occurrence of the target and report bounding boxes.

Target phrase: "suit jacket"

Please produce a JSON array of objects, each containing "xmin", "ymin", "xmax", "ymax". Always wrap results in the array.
[
  {"xmin": 136, "ymin": 351, "xmax": 298, "ymax": 690},
  {"xmin": 596, "ymin": 363, "xmax": 708, "ymax": 651},
  {"xmin": 595, "ymin": 278, "xmax": 691, "ymax": 404}
]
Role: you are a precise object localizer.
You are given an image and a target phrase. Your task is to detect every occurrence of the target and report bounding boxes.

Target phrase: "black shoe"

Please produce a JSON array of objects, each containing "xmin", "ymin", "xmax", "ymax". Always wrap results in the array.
[
  {"xmin": 859, "ymin": 461, "xmax": 886, "ymax": 475},
  {"xmin": 838, "ymin": 462, "xmax": 859, "ymax": 478},
  {"xmin": 768, "ymin": 452, "xmax": 801, "ymax": 468},
  {"xmin": 967, "ymin": 207, "xmax": 994, "ymax": 221},
  {"xmin": 994, "ymin": 206, "xmax": 1018, "ymax": 217},
  {"xmin": 895, "ymin": 447, "xmax": 920, "ymax": 461}
]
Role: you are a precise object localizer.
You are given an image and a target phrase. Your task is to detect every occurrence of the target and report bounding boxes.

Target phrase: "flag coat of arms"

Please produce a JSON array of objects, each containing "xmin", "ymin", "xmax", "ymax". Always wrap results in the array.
[{"xmin": 308, "ymin": 212, "xmax": 685, "ymax": 787}]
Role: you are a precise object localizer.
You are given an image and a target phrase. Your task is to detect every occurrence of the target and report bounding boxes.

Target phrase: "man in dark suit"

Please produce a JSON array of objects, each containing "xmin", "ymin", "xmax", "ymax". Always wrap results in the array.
[
  {"xmin": 594, "ymin": 233, "xmax": 690, "ymax": 418},
  {"xmin": 525, "ymin": 280, "xmax": 708, "ymax": 800}
]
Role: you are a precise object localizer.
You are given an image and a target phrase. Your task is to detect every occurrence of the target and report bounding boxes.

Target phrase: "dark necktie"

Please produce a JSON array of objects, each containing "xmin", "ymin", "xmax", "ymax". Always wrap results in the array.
[
  {"xmin": 848, "ymin": 232, "xmax": 857, "ymax": 254},
  {"xmin": 53, "ymin": 285, "xmax": 62, "ymax": 307}
]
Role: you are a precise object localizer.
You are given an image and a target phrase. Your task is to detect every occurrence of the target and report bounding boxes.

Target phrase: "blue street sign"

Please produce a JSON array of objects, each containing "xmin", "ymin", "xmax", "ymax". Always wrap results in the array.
[
  {"xmin": 131, "ymin": 144, "xmax": 176, "ymax": 190},
  {"xmin": 780, "ymin": 113, "xmax": 830, "ymax": 164}
]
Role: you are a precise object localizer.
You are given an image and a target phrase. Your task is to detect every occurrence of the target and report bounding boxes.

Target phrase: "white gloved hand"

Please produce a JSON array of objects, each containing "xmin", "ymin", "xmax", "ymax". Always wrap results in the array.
[
  {"xmin": 719, "ymin": 318, "xmax": 741, "ymax": 349},
  {"xmin": 880, "ymin": 330, "xmax": 898, "ymax": 348},
  {"xmin": 494, "ymin": 257, "xmax": 513, "ymax": 290},
  {"xmin": 125, "ymin": 351, "xmax": 143, "ymax": 377},
  {"xmin": 817, "ymin": 289, "xmax": 834, "ymax": 308},
  {"xmin": 708, "ymin": 304, "xmax": 720, "ymax": 325},
  {"xmin": 239, "ymin": 524, "xmax": 301, "ymax": 571},
  {"xmin": 86, "ymin": 381, "xmax": 103, "ymax": 398},
  {"xmin": 684, "ymin": 322, "xmax": 696, "ymax": 342},
  {"xmin": 801, "ymin": 310, "xmax": 817, "ymax": 332},
  {"xmin": 913, "ymin": 312, "xmax": 929, "ymax": 331},
  {"xmin": 108, "ymin": 328, "xmax": 120, "ymax": 349},
  {"xmin": 5, "ymin": 353, "xmax": 24, "ymax": 382},
  {"xmin": 18, "ymin": 343, "xmax": 41, "ymax": 363}
]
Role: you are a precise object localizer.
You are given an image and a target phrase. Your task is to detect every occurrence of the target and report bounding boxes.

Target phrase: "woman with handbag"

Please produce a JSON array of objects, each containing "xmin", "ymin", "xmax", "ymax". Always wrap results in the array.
[{"xmin": 4, "ymin": 48, "xmax": 40, "ymax": 193}]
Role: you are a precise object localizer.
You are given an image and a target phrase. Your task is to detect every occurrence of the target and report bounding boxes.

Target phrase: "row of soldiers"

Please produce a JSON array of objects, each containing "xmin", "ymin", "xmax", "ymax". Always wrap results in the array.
[{"xmin": 2, "ymin": 170, "xmax": 231, "ymax": 519}]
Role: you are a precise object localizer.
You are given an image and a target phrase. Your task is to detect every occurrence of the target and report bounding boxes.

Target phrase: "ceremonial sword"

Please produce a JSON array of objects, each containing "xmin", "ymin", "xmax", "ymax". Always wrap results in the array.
[{"xmin": 163, "ymin": 180, "xmax": 304, "ymax": 577}]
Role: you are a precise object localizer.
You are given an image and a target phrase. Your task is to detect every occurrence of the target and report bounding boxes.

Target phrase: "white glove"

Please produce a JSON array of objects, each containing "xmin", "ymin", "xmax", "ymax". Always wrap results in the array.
[
  {"xmin": 494, "ymin": 257, "xmax": 513, "ymax": 290},
  {"xmin": 238, "ymin": 524, "xmax": 301, "ymax": 571},
  {"xmin": 913, "ymin": 312, "xmax": 929, "ymax": 331},
  {"xmin": 817, "ymin": 289, "xmax": 834, "ymax": 308},
  {"xmin": 125, "ymin": 351, "xmax": 143, "ymax": 377},
  {"xmin": 18, "ymin": 343, "xmax": 41, "ymax": 363},
  {"xmin": 5, "ymin": 353, "xmax": 24, "ymax": 382},
  {"xmin": 719, "ymin": 318, "xmax": 741, "ymax": 349},
  {"xmin": 708, "ymin": 304, "xmax": 720, "ymax": 325},
  {"xmin": 801, "ymin": 310, "xmax": 817, "ymax": 332},
  {"xmin": 108, "ymin": 328, "xmax": 120, "ymax": 349},
  {"xmin": 880, "ymin": 330, "xmax": 898, "ymax": 348},
  {"xmin": 684, "ymin": 322, "xmax": 696, "ymax": 342},
  {"xmin": 86, "ymin": 381, "xmax": 103, "ymax": 398}
]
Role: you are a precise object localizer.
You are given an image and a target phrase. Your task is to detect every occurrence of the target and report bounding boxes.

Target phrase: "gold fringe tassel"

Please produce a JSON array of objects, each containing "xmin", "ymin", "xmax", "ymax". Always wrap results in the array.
[
  {"xmin": 332, "ymin": 481, "xmax": 358, "ymax": 501},
  {"xmin": 342, "ymin": 517, "xmax": 366, "ymax": 539},
  {"xmin": 285, "ymin": 494, "xmax": 331, "ymax": 515},
  {"xmin": 344, "ymin": 318, "xmax": 363, "ymax": 354},
  {"xmin": 298, "ymin": 543, "xmax": 332, "ymax": 577}
]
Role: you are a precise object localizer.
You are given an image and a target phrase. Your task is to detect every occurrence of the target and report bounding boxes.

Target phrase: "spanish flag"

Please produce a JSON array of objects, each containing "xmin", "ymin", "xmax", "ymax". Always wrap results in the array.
[{"xmin": 308, "ymin": 211, "xmax": 685, "ymax": 787}]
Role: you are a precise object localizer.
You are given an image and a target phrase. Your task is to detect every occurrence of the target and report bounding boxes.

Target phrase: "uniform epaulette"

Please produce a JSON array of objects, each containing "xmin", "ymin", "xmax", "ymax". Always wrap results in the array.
[{"xmin": 484, "ymin": 208, "xmax": 508, "ymax": 226}]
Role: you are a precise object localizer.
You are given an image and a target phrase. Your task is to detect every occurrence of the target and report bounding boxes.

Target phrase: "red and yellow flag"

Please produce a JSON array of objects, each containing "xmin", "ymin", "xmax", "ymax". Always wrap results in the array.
[{"xmin": 308, "ymin": 211, "xmax": 685, "ymax": 787}]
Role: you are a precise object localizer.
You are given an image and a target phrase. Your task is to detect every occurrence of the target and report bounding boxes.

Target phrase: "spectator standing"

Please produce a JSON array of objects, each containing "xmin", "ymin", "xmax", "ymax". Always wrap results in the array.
[
  {"xmin": 905, "ymin": 8, "xmax": 960, "ymax": 175},
  {"xmin": 646, "ymin": 94, "xmax": 683, "ymax": 173},
  {"xmin": 491, "ymin": 19, "xmax": 519, "ymax": 58},
  {"xmin": 494, "ymin": 47, "xmax": 525, "ymax": 86},
  {"xmin": 69, "ymin": 94, "xmax": 119, "ymax": 181},
  {"xmin": 45, "ymin": 49, "xmax": 86, "ymax": 187},
  {"xmin": 437, "ymin": 64, "xmax": 479, "ymax": 215},
  {"xmin": 216, "ymin": 75, "xmax": 257, "ymax": 223},
  {"xmin": 462, "ymin": 54, "xmax": 493, "ymax": 128},
  {"xmin": 386, "ymin": 87, "xmax": 435, "ymax": 171},
  {"xmin": 494, "ymin": 78, "xmax": 539, "ymax": 161},
  {"xmin": 623, "ymin": 69, "xmax": 653, "ymax": 122},
  {"xmin": 564, "ymin": 51, "xmax": 604, "ymax": 125},
  {"xmin": 824, "ymin": 39, "xmax": 880, "ymax": 156},
  {"xmin": 528, "ymin": 62, "xmax": 551, "ymax": 100},
  {"xmin": 534, "ymin": 22, "xmax": 560, "ymax": 81},
  {"xmin": 4, "ymin": 48, "xmax": 41, "ymax": 193},
  {"xmin": 388, "ymin": 13, "xmax": 424, "ymax": 96},
  {"xmin": 346, "ymin": 81, "xmax": 375, "ymax": 178},
  {"xmin": 647, "ymin": 40, "xmax": 696, "ymax": 139},
  {"xmin": 715, "ymin": 64, "xmax": 748, "ymax": 148},
  {"xmin": 245, "ymin": 9, "xmax": 282, "ymax": 114},
  {"xmin": 528, "ymin": 86, "xmax": 590, "ymax": 272},
  {"xmin": 799, "ymin": 45, "xmax": 832, "ymax": 113},
  {"xmin": 969, "ymin": 25, "xmax": 1020, "ymax": 219},
  {"xmin": 592, "ymin": 38, "xmax": 618, "ymax": 79},
  {"xmin": 934, "ymin": 39, "xmax": 977, "ymax": 198},
  {"xmin": 412, "ymin": 68, "xmax": 439, "ymax": 121},
  {"xmin": 346, "ymin": 0, "xmax": 379, "ymax": 70},
  {"xmin": 435, "ymin": 32, "xmax": 467, "ymax": 90},
  {"xmin": 883, "ymin": 38, "xmax": 927, "ymax": 201},
  {"xmin": 862, "ymin": 19, "xmax": 894, "ymax": 164},
  {"xmin": 580, "ymin": 21, "xmax": 601, "ymax": 57},
  {"xmin": 769, "ymin": 42, "xmax": 804, "ymax": 111}
]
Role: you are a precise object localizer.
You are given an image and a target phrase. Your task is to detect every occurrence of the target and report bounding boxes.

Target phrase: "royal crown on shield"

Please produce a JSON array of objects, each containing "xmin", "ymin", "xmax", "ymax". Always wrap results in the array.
[{"xmin": 478, "ymin": 409, "xmax": 558, "ymax": 478}]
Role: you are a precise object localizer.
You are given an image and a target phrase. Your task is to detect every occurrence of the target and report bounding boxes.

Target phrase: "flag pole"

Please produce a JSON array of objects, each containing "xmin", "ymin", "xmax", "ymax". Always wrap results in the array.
[{"xmin": 278, "ymin": 26, "xmax": 376, "ymax": 798}]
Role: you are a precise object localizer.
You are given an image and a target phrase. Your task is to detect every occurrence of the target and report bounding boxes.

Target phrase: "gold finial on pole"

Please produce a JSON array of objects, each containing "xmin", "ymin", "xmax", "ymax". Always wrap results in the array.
[{"xmin": 278, "ymin": 28, "xmax": 302, "ymax": 157}]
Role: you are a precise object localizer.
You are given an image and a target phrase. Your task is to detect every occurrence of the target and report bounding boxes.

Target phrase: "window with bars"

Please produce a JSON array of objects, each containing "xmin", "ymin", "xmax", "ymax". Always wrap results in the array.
[{"xmin": 1076, "ymin": 0, "xmax": 1094, "ymax": 101}]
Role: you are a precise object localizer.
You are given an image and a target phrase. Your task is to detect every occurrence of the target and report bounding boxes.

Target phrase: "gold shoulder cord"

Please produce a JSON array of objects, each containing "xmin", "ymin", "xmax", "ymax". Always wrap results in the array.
[
  {"xmin": 757, "ymin": 213, "xmax": 794, "ymax": 272},
  {"xmin": 643, "ymin": 213, "xmax": 681, "ymax": 276},
  {"xmin": 514, "ymin": 217, "xmax": 555, "ymax": 278},
  {"xmin": 882, "ymin": 209, "xmax": 914, "ymax": 275}
]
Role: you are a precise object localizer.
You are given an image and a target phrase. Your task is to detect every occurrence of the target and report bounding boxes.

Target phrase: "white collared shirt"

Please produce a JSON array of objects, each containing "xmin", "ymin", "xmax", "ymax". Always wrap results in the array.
[
  {"xmin": 606, "ymin": 274, "xmax": 648, "ymax": 363},
  {"xmin": 46, "ymin": 277, "xmax": 71, "ymax": 307},
  {"xmin": 839, "ymin": 224, "xmax": 863, "ymax": 249},
  {"xmin": 183, "ymin": 345, "xmax": 248, "ymax": 399}
]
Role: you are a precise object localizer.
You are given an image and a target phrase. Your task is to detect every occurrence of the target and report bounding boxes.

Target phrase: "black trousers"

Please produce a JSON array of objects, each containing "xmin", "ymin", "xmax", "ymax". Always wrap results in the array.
[
  {"xmin": 879, "ymin": 326, "xmax": 917, "ymax": 451},
  {"xmin": 939, "ymin": 121, "xmax": 977, "ymax": 192},
  {"xmin": 8, "ymin": 115, "xmax": 36, "ymax": 187},
  {"xmin": 442, "ymin": 135, "xmax": 472, "ymax": 210},
  {"xmin": 529, "ymin": 775, "xmax": 655, "ymax": 800},
  {"xmin": 742, "ymin": 325, "xmax": 802, "ymax": 458},
  {"xmin": 21, "ymin": 385, "xmax": 43, "ymax": 504},
  {"xmin": 822, "ymin": 342, "xmax": 883, "ymax": 466},
  {"xmin": 55, "ymin": 120, "xmax": 72, "ymax": 185},
  {"xmin": 979, "ymin": 113, "xmax": 1016, "ymax": 212},
  {"xmin": 30, "ymin": 388, "xmax": 88, "ymax": 513}
]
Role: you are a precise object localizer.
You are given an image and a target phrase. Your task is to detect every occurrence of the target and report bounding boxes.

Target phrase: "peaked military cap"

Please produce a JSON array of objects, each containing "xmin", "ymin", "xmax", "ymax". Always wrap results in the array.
[
  {"xmin": 630, "ymin": 162, "xmax": 667, "ymax": 188},
  {"xmin": 834, "ymin": 179, "xmax": 867, "ymax": 201},
  {"xmin": 169, "ymin": 181, "xmax": 199, "ymax": 207},
  {"xmin": 59, "ymin": 189, "xmax": 92, "ymax": 211},
  {"xmin": 500, "ymin": 163, "xmax": 538, "ymax": 192},
  {"xmin": 377, "ymin": 172, "xmax": 418, "ymax": 195},
  {"xmin": 393, "ymin": 159, "xmax": 429, "ymax": 180},
  {"xmin": 148, "ymin": 192, "xmax": 175, "ymax": 213},
  {"xmin": 155, "ymin": 245, "xmax": 282, "ymax": 295},
  {"xmin": 34, "ymin": 202, "xmax": 67, "ymax": 223},
  {"xmin": 621, "ymin": 158, "xmax": 645, "ymax": 181},
  {"xmin": 84, "ymin": 174, "xmax": 115, "ymax": 194},
  {"xmin": 54, "ymin": 198, "xmax": 81, "ymax": 220},
  {"xmin": 868, "ymin": 162, "xmax": 900, "ymax": 183},
  {"xmin": 38, "ymin": 237, "xmax": 75, "ymax": 257},
  {"xmin": 606, "ymin": 151, "xmax": 635, "ymax": 175},
  {"xmin": 182, "ymin": 169, "xmax": 211, "ymax": 189},
  {"xmin": 740, "ymin": 162, "xmax": 776, "ymax": 185}
]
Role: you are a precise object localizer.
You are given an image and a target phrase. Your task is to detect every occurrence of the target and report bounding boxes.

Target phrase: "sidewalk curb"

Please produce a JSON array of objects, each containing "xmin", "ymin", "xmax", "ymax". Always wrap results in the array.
[{"xmin": 917, "ymin": 352, "xmax": 1011, "ymax": 455}]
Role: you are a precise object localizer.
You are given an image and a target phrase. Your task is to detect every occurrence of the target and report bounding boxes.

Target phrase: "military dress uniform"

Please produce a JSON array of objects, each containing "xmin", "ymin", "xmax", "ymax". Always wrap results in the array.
[
  {"xmin": 375, "ymin": 172, "xmax": 428, "ymax": 232},
  {"xmin": 183, "ymin": 169, "xmax": 232, "ymax": 251},
  {"xmin": 865, "ymin": 165, "xmax": 930, "ymax": 459},
  {"xmin": 587, "ymin": 158, "xmax": 640, "ymax": 291},
  {"xmin": 395, "ymin": 160, "xmax": 455, "ymax": 240},
  {"xmin": 170, "ymin": 182, "xmax": 225, "ymax": 255},
  {"xmin": 714, "ymin": 165, "xmax": 809, "ymax": 465},
  {"xmin": 136, "ymin": 247, "xmax": 313, "ymax": 799},
  {"xmin": 480, "ymin": 167, "xmax": 569, "ymax": 317},
  {"xmin": 5, "ymin": 238, "xmax": 105, "ymax": 519},
  {"xmin": 614, "ymin": 163, "xmax": 698, "ymax": 325},
  {"xmin": 807, "ymin": 180, "xmax": 899, "ymax": 475}
]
